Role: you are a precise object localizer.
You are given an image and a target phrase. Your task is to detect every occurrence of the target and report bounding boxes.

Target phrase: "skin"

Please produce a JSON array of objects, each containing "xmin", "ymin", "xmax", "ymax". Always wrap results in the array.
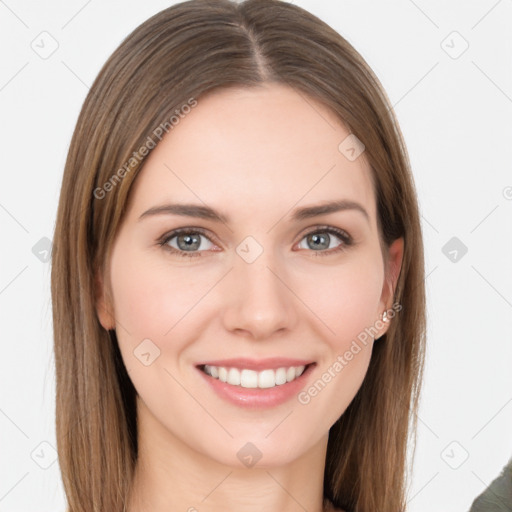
[{"xmin": 96, "ymin": 83, "xmax": 403, "ymax": 512}]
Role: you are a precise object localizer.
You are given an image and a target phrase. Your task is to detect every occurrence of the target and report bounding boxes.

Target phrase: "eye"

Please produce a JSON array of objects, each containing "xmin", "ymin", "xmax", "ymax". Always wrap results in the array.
[
  {"xmin": 158, "ymin": 225, "xmax": 354, "ymax": 259},
  {"xmin": 158, "ymin": 228, "xmax": 216, "ymax": 258},
  {"xmin": 296, "ymin": 226, "xmax": 353, "ymax": 256}
]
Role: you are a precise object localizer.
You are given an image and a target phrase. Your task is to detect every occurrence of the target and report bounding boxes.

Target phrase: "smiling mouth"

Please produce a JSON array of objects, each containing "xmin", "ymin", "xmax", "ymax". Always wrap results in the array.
[{"xmin": 198, "ymin": 363, "xmax": 314, "ymax": 389}]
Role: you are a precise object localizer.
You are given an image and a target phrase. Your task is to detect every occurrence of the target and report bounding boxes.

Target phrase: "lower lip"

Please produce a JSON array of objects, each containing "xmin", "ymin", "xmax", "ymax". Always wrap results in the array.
[{"xmin": 197, "ymin": 364, "xmax": 315, "ymax": 409}]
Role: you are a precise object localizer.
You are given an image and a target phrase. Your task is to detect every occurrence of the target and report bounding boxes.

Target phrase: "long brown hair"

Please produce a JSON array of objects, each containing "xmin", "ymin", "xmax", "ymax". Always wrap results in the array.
[{"xmin": 51, "ymin": 1, "xmax": 426, "ymax": 510}]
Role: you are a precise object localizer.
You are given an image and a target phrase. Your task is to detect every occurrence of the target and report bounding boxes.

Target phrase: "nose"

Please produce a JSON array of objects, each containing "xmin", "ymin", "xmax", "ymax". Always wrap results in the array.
[{"xmin": 221, "ymin": 249, "xmax": 298, "ymax": 340}]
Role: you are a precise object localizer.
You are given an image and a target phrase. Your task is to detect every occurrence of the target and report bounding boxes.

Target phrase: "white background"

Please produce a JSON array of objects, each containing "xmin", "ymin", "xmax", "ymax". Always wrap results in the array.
[{"xmin": 1, "ymin": 1, "xmax": 511, "ymax": 511}]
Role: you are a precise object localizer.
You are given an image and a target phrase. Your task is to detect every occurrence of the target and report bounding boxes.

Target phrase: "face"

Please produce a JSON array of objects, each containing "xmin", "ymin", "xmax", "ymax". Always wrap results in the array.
[{"xmin": 96, "ymin": 83, "xmax": 403, "ymax": 469}]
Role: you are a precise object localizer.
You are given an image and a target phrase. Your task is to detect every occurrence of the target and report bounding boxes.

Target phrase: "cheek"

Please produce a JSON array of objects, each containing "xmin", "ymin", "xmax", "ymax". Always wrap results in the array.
[
  {"xmin": 109, "ymin": 247, "xmax": 212, "ymax": 340},
  {"xmin": 295, "ymin": 252, "xmax": 385, "ymax": 346},
  {"xmin": 108, "ymin": 247, "xmax": 208, "ymax": 399},
  {"xmin": 290, "ymin": 253, "xmax": 383, "ymax": 415},
  {"xmin": 294, "ymin": 259, "xmax": 383, "ymax": 422}
]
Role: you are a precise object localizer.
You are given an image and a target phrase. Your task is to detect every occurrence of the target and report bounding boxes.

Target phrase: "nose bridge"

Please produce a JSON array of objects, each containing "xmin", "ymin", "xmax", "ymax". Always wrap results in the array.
[{"xmin": 222, "ymin": 239, "xmax": 296, "ymax": 337}]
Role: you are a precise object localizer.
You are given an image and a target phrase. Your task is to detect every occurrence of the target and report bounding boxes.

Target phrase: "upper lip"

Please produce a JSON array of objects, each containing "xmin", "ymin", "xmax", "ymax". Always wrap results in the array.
[{"xmin": 196, "ymin": 358, "xmax": 315, "ymax": 371}]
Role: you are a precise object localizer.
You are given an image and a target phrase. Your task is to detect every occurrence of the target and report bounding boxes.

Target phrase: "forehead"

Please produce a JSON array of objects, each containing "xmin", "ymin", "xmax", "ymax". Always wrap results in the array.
[{"xmin": 125, "ymin": 83, "xmax": 376, "ymax": 226}]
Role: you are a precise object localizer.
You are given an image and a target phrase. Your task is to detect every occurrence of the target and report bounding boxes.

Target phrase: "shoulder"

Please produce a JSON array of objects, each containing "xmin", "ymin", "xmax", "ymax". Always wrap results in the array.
[{"xmin": 468, "ymin": 457, "xmax": 512, "ymax": 512}]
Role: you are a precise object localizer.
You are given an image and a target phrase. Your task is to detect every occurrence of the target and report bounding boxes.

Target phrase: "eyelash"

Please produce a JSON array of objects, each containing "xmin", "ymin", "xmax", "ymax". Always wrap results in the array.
[{"xmin": 158, "ymin": 225, "xmax": 354, "ymax": 259}]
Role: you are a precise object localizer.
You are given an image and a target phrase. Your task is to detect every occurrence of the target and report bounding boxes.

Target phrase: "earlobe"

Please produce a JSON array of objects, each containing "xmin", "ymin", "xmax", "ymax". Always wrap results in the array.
[{"xmin": 94, "ymin": 269, "xmax": 115, "ymax": 331}]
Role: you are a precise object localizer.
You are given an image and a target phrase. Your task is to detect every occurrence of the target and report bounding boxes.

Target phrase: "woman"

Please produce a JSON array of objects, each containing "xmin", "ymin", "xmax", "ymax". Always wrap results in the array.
[{"xmin": 51, "ymin": 1, "xmax": 426, "ymax": 511}]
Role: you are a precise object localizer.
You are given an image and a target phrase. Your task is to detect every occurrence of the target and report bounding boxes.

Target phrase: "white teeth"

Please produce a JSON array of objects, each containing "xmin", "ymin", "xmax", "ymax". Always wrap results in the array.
[
  {"xmin": 258, "ymin": 369, "xmax": 275, "ymax": 388},
  {"xmin": 218, "ymin": 366, "xmax": 228, "ymax": 383},
  {"xmin": 227, "ymin": 368, "xmax": 241, "ymax": 386},
  {"xmin": 275, "ymin": 367, "xmax": 287, "ymax": 385},
  {"xmin": 240, "ymin": 369, "xmax": 258, "ymax": 388},
  {"xmin": 202, "ymin": 364, "xmax": 307, "ymax": 388}
]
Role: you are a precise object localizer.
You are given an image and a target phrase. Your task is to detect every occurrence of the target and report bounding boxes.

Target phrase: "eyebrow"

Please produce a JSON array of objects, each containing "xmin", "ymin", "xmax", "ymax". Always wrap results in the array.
[{"xmin": 138, "ymin": 199, "xmax": 370, "ymax": 224}]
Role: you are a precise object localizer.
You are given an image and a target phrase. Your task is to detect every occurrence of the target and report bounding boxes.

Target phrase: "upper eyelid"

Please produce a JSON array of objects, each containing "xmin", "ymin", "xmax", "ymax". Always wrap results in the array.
[{"xmin": 160, "ymin": 227, "xmax": 217, "ymax": 245}]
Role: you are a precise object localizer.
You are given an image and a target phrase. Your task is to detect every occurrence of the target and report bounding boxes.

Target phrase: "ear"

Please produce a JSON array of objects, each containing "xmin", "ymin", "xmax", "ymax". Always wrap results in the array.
[
  {"xmin": 376, "ymin": 237, "xmax": 404, "ymax": 338},
  {"xmin": 94, "ymin": 268, "xmax": 116, "ymax": 331}
]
